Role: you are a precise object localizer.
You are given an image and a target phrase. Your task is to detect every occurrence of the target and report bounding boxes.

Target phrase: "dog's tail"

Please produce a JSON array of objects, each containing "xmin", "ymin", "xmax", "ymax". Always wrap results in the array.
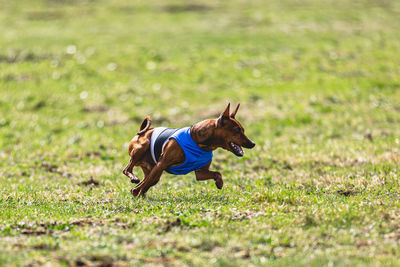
[{"xmin": 137, "ymin": 116, "xmax": 152, "ymax": 135}]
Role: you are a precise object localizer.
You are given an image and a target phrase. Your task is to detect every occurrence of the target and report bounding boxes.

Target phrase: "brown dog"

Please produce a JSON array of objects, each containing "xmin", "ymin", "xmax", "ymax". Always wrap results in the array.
[{"xmin": 122, "ymin": 103, "xmax": 255, "ymax": 197}]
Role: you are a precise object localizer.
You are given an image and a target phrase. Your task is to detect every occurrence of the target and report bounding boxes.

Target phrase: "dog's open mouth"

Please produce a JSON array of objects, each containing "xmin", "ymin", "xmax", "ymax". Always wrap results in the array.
[{"xmin": 230, "ymin": 142, "xmax": 244, "ymax": 157}]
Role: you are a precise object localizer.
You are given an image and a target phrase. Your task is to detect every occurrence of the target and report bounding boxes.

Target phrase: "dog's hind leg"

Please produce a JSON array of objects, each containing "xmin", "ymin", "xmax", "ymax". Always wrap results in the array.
[
  {"xmin": 131, "ymin": 161, "xmax": 166, "ymax": 197},
  {"xmin": 194, "ymin": 162, "xmax": 223, "ymax": 189},
  {"xmin": 131, "ymin": 139, "xmax": 184, "ymax": 197}
]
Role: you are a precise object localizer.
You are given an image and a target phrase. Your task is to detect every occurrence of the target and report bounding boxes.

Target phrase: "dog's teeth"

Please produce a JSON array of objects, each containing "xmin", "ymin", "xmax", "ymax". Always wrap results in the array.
[{"xmin": 229, "ymin": 142, "xmax": 244, "ymax": 156}]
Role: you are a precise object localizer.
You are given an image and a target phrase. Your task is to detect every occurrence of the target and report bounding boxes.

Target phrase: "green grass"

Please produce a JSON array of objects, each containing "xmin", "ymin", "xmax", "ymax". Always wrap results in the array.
[{"xmin": 1, "ymin": 0, "xmax": 400, "ymax": 265}]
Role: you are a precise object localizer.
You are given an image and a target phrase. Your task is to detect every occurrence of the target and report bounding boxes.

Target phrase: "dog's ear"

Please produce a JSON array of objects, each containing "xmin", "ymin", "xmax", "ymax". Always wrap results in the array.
[
  {"xmin": 217, "ymin": 103, "xmax": 230, "ymax": 126},
  {"xmin": 138, "ymin": 116, "xmax": 152, "ymax": 135},
  {"xmin": 230, "ymin": 103, "xmax": 240, "ymax": 118}
]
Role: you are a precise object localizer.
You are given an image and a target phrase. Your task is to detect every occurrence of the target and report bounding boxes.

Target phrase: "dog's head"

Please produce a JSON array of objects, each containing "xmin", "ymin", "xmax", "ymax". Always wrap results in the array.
[{"xmin": 215, "ymin": 103, "xmax": 255, "ymax": 157}]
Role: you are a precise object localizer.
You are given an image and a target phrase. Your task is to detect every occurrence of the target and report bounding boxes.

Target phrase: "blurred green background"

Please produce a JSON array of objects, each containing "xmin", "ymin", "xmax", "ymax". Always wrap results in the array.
[{"xmin": 1, "ymin": 0, "xmax": 400, "ymax": 266}]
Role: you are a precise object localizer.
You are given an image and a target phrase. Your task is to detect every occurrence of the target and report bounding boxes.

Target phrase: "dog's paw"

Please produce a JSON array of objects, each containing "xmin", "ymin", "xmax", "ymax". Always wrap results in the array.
[
  {"xmin": 128, "ymin": 173, "xmax": 140, "ymax": 183},
  {"xmin": 131, "ymin": 177, "xmax": 140, "ymax": 184},
  {"xmin": 124, "ymin": 171, "xmax": 140, "ymax": 184},
  {"xmin": 215, "ymin": 173, "xmax": 223, "ymax": 189},
  {"xmin": 130, "ymin": 187, "xmax": 140, "ymax": 197},
  {"xmin": 131, "ymin": 187, "xmax": 146, "ymax": 197}
]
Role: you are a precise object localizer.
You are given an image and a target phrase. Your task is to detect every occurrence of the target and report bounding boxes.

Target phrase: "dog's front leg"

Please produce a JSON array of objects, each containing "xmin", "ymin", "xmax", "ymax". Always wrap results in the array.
[
  {"xmin": 123, "ymin": 157, "xmax": 140, "ymax": 183},
  {"xmin": 195, "ymin": 162, "xmax": 223, "ymax": 189},
  {"xmin": 123, "ymin": 137, "xmax": 149, "ymax": 183}
]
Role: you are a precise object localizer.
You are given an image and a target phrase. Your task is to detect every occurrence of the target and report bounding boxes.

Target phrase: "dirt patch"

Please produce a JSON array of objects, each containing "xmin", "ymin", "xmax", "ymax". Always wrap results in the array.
[
  {"xmin": 85, "ymin": 151, "xmax": 102, "ymax": 158},
  {"xmin": 9, "ymin": 221, "xmax": 73, "ymax": 236},
  {"xmin": 337, "ymin": 190, "xmax": 358, "ymax": 196},
  {"xmin": 33, "ymin": 100, "xmax": 46, "ymax": 110},
  {"xmin": 356, "ymin": 240, "xmax": 372, "ymax": 248},
  {"xmin": 0, "ymin": 50, "xmax": 54, "ymax": 63},
  {"xmin": 78, "ymin": 177, "xmax": 100, "ymax": 186},
  {"xmin": 162, "ymin": 4, "xmax": 213, "ymax": 13},
  {"xmin": 82, "ymin": 105, "xmax": 109, "ymax": 113},
  {"xmin": 69, "ymin": 199, "xmax": 113, "ymax": 205},
  {"xmin": 282, "ymin": 162, "xmax": 293, "ymax": 170},
  {"xmin": 14, "ymin": 242, "xmax": 59, "ymax": 250},
  {"xmin": 112, "ymin": 219, "xmax": 135, "ymax": 230},
  {"xmin": 69, "ymin": 218, "xmax": 133, "ymax": 229},
  {"xmin": 61, "ymin": 255, "xmax": 115, "ymax": 267},
  {"xmin": 229, "ymin": 210, "xmax": 267, "ymax": 221},
  {"xmin": 144, "ymin": 254, "xmax": 175, "ymax": 265},
  {"xmin": 39, "ymin": 162, "xmax": 71, "ymax": 178},
  {"xmin": 69, "ymin": 218, "xmax": 102, "ymax": 227},
  {"xmin": 163, "ymin": 218, "xmax": 181, "ymax": 232},
  {"xmin": 87, "ymin": 255, "xmax": 114, "ymax": 267},
  {"xmin": 234, "ymin": 249, "xmax": 251, "ymax": 259},
  {"xmin": 3, "ymin": 218, "xmax": 132, "ymax": 236},
  {"xmin": 26, "ymin": 10, "xmax": 64, "ymax": 20},
  {"xmin": 3, "ymin": 74, "xmax": 32, "ymax": 82},
  {"xmin": 20, "ymin": 228, "xmax": 48, "ymax": 236},
  {"xmin": 41, "ymin": 162, "xmax": 60, "ymax": 173},
  {"xmin": 364, "ymin": 132, "xmax": 373, "ymax": 142}
]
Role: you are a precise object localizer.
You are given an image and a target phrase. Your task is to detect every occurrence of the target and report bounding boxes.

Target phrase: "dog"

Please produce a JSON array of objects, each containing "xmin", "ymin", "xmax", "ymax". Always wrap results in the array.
[{"xmin": 123, "ymin": 103, "xmax": 255, "ymax": 197}]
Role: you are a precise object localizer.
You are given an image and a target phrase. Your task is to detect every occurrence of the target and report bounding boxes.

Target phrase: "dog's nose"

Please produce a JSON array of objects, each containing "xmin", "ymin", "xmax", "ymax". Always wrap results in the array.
[
  {"xmin": 249, "ymin": 141, "xmax": 255, "ymax": 148},
  {"xmin": 245, "ymin": 141, "xmax": 255, "ymax": 149}
]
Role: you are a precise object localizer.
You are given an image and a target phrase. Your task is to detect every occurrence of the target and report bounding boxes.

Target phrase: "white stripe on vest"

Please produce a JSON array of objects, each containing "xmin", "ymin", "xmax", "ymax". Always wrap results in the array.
[{"xmin": 150, "ymin": 127, "xmax": 167, "ymax": 164}]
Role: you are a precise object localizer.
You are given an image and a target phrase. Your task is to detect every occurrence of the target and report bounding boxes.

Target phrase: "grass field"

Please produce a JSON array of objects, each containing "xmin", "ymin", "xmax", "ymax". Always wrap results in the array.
[{"xmin": 1, "ymin": 0, "xmax": 400, "ymax": 266}]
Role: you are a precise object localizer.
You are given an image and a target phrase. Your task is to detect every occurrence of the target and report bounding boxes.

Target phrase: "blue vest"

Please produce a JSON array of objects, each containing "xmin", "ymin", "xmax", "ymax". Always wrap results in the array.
[
  {"xmin": 167, "ymin": 127, "xmax": 213, "ymax": 174},
  {"xmin": 151, "ymin": 127, "xmax": 213, "ymax": 175}
]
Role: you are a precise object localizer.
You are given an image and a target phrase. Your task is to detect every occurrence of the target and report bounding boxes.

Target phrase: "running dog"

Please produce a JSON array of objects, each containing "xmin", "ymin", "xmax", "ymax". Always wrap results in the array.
[{"xmin": 123, "ymin": 103, "xmax": 255, "ymax": 197}]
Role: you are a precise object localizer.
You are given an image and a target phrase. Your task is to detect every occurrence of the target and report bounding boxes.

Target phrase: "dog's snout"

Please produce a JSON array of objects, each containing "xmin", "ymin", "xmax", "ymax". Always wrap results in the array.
[
  {"xmin": 248, "ymin": 141, "xmax": 255, "ymax": 148},
  {"xmin": 244, "ymin": 140, "xmax": 255, "ymax": 149}
]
